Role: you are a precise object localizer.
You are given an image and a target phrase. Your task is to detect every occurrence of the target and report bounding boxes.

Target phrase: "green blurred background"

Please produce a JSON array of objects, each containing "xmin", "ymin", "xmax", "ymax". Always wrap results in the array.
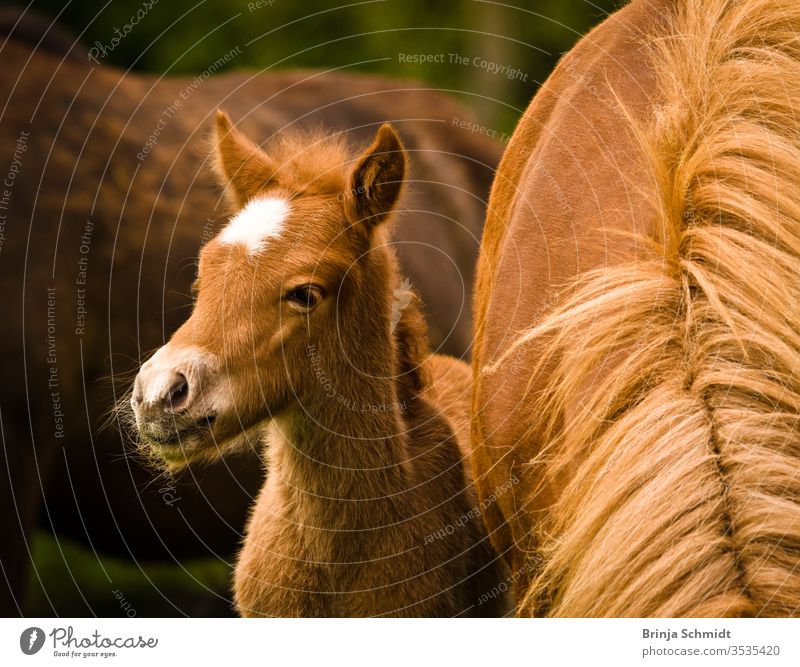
[
  {"xmin": 34, "ymin": 0, "xmax": 620, "ymax": 137},
  {"xmin": 24, "ymin": 0, "xmax": 619, "ymax": 616}
]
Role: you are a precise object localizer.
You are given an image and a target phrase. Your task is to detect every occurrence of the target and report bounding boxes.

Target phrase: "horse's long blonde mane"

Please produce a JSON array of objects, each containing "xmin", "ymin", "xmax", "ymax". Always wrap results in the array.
[{"xmin": 499, "ymin": 0, "xmax": 800, "ymax": 616}]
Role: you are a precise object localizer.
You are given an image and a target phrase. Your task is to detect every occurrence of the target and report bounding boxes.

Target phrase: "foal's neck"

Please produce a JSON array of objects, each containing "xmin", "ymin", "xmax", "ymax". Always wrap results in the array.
[{"xmin": 267, "ymin": 253, "xmax": 415, "ymax": 505}]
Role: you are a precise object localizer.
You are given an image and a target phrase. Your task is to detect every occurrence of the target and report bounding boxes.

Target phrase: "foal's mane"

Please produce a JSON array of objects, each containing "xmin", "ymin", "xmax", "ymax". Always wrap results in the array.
[
  {"xmin": 390, "ymin": 271, "xmax": 432, "ymax": 402},
  {"xmin": 495, "ymin": 0, "xmax": 800, "ymax": 616}
]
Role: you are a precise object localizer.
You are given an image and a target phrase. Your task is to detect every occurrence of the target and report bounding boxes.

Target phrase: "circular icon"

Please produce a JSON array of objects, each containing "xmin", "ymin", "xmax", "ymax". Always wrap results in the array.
[{"xmin": 20, "ymin": 627, "xmax": 45, "ymax": 655}]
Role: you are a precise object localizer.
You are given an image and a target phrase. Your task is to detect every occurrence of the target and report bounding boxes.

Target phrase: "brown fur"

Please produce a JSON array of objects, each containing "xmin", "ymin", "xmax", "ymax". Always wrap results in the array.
[
  {"xmin": 473, "ymin": 0, "xmax": 800, "ymax": 616},
  {"xmin": 137, "ymin": 117, "xmax": 507, "ymax": 616}
]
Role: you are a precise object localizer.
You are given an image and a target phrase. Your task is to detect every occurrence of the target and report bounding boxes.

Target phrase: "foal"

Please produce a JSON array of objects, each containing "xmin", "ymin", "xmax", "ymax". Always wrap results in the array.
[{"xmin": 131, "ymin": 111, "xmax": 505, "ymax": 616}]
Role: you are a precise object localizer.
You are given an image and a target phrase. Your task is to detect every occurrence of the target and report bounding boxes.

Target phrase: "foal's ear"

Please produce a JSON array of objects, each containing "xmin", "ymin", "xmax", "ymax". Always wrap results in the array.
[
  {"xmin": 213, "ymin": 110, "xmax": 276, "ymax": 208},
  {"xmin": 344, "ymin": 124, "xmax": 406, "ymax": 229}
]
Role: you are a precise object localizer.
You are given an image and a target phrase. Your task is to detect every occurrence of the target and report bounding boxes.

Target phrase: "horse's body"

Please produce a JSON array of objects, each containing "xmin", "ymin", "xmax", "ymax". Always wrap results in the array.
[
  {"xmin": 0, "ymin": 11, "xmax": 500, "ymax": 615},
  {"xmin": 131, "ymin": 115, "xmax": 507, "ymax": 617},
  {"xmin": 473, "ymin": 0, "xmax": 800, "ymax": 615}
]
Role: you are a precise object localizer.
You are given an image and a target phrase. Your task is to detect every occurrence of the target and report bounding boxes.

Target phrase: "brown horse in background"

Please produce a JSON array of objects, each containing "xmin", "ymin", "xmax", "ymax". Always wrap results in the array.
[
  {"xmin": 0, "ymin": 9, "xmax": 500, "ymax": 615},
  {"xmin": 131, "ymin": 115, "xmax": 506, "ymax": 616},
  {"xmin": 472, "ymin": 0, "xmax": 800, "ymax": 616}
]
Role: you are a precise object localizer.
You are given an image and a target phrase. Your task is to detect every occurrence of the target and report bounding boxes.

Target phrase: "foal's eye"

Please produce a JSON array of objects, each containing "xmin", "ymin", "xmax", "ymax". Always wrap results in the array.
[{"xmin": 285, "ymin": 285, "xmax": 323, "ymax": 310}]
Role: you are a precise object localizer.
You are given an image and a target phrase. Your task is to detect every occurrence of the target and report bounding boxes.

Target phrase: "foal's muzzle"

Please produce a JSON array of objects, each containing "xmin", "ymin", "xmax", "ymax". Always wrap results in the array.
[{"xmin": 131, "ymin": 345, "xmax": 218, "ymax": 446}]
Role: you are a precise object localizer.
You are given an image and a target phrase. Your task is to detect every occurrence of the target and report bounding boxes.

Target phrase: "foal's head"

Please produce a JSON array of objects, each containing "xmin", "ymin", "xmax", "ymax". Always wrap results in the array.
[{"xmin": 131, "ymin": 111, "xmax": 407, "ymax": 466}]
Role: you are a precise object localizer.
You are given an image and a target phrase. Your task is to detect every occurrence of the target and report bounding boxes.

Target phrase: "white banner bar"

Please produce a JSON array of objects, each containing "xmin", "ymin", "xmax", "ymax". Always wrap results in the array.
[{"xmin": 1, "ymin": 618, "xmax": 797, "ymax": 666}]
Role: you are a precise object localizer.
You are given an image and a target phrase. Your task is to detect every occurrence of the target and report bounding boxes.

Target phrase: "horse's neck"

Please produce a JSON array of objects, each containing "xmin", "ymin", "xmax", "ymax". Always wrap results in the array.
[
  {"xmin": 265, "ymin": 278, "xmax": 414, "ymax": 516},
  {"xmin": 263, "ymin": 385, "xmax": 411, "ymax": 533}
]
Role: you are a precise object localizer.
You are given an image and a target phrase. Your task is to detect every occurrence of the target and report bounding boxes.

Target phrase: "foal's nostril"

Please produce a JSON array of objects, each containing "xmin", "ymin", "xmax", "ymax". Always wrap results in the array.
[{"xmin": 165, "ymin": 373, "xmax": 190, "ymax": 411}]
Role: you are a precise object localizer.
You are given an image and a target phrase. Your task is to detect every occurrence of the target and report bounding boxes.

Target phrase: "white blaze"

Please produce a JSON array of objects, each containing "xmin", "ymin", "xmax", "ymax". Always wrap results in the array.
[{"xmin": 218, "ymin": 196, "xmax": 290, "ymax": 253}]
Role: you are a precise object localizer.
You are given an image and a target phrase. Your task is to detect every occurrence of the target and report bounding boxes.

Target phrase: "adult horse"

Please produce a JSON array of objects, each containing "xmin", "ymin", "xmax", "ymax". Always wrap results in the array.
[
  {"xmin": 473, "ymin": 0, "xmax": 800, "ymax": 616},
  {"xmin": 0, "ymin": 9, "xmax": 500, "ymax": 615}
]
